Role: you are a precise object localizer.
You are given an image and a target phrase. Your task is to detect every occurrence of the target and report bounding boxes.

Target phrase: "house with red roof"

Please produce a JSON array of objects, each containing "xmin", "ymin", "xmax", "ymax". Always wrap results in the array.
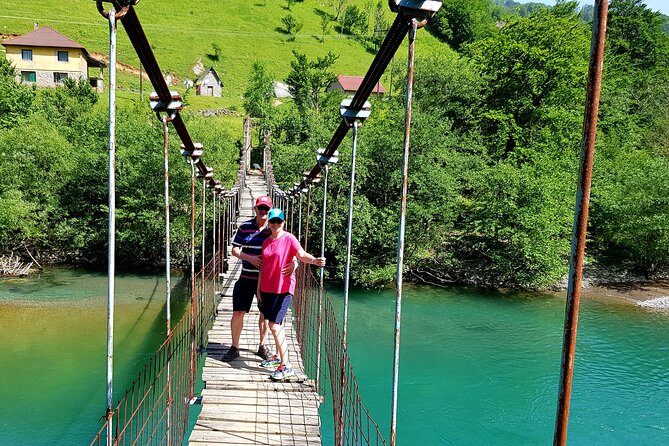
[
  {"xmin": 327, "ymin": 75, "xmax": 386, "ymax": 96},
  {"xmin": 1, "ymin": 26, "xmax": 106, "ymax": 90}
]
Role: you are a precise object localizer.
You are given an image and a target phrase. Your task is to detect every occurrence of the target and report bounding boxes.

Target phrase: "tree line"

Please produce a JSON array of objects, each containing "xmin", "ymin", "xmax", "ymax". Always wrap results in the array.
[
  {"xmin": 0, "ymin": 65, "xmax": 240, "ymax": 271},
  {"xmin": 248, "ymin": 0, "xmax": 669, "ymax": 288}
]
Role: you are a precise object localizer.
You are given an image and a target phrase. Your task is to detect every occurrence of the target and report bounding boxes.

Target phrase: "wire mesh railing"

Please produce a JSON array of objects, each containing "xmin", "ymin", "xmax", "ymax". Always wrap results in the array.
[
  {"xmin": 293, "ymin": 267, "xmax": 387, "ymax": 446},
  {"xmin": 89, "ymin": 257, "xmax": 219, "ymax": 446}
]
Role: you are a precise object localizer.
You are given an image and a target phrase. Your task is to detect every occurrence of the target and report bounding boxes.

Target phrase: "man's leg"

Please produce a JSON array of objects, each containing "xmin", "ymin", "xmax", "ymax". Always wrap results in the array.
[
  {"xmin": 222, "ymin": 278, "xmax": 253, "ymax": 362},
  {"xmin": 258, "ymin": 312, "xmax": 269, "ymax": 348},
  {"xmin": 231, "ymin": 310, "xmax": 245, "ymax": 347}
]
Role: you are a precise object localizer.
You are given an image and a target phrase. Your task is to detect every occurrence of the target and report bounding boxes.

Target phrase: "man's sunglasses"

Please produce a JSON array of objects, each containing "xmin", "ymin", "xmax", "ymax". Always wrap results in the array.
[
  {"xmin": 268, "ymin": 218, "xmax": 283, "ymax": 224},
  {"xmin": 257, "ymin": 205, "xmax": 270, "ymax": 212}
]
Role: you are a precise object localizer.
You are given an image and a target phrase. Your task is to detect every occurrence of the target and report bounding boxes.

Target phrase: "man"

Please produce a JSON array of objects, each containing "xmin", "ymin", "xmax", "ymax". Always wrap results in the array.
[{"xmin": 222, "ymin": 196, "xmax": 296, "ymax": 361}]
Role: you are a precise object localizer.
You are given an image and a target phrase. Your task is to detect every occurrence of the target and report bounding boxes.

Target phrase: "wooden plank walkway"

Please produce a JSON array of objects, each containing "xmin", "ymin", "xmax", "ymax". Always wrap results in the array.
[{"xmin": 189, "ymin": 172, "xmax": 322, "ymax": 446}]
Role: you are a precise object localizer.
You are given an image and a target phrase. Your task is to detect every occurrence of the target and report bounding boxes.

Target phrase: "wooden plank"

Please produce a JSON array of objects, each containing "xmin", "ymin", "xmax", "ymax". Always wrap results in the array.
[{"xmin": 193, "ymin": 421, "xmax": 321, "ymax": 436}]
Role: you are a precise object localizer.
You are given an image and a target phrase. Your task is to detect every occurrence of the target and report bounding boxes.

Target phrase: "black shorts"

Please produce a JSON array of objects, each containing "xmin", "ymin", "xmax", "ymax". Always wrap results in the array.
[
  {"xmin": 259, "ymin": 292, "xmax": 293, "ymax": 324},
  {"xmin": 232, "ymin": 277, "xmax": 258, "ymax": 312}
]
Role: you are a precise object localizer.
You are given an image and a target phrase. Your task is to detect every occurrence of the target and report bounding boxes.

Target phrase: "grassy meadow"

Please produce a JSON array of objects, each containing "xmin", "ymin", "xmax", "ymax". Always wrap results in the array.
[{"xmin": 0, "ymin": 0, "xmax": 425, "ymax": 111}]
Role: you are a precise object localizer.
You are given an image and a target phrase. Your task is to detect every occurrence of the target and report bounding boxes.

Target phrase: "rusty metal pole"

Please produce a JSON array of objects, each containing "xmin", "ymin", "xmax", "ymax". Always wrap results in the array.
[
  {"xmin": 105, "ymin": 10, "xmax": 117, "ymax": 446},
  {"xmin": 189, "ymin": 160, "xmax": 197, "ymax": 401},
  {"xmin": 162, "ymin": 117, "xmax": 173, "ymax": 446},
  {"xmin": 298, "ymin": 194, "xmax": 303, "ymax": 242},
  {"xmin": 554, "ymin": 2, "xmax": 608, "ymax": 445},
  {"xmin": 390, "ymin": 18, "xmax": 417, "ymax": 446},
  {"xmin": 200, "ymin": 178, "xmax": 206, "ymax": 350},
  {"xmin": 212, "ymin": 190, "xmax": 217, "ymax": 292}
]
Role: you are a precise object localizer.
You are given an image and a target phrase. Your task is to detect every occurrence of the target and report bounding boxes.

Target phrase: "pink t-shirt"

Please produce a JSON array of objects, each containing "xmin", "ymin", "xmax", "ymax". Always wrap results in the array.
[{"xmin": 260, "ymin": 232, "xmax": 302, "ymax": 294}]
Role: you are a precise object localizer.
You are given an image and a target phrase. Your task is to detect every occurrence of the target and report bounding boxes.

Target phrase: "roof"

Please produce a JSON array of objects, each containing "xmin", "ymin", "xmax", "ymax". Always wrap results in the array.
[
  {"xmin": 335, "ymin": 75, "xmax": 386, "ymax": 94},
  {"xmin": 198, "ymin": 67, "xmax": 221, "ymax": 83},
  {"xmin": 2, "ymin": 26, "xmax": 85, "ymax": 49},
  {"xmin": 1, "ymin": 27, "xmax": 106, "ymax": 68}
]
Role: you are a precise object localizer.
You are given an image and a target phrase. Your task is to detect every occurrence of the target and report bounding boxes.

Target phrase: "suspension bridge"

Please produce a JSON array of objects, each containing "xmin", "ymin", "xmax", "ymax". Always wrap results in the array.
[{"xmin": 88, "ymin": 1, "xmax": 610, "ymax": 445}]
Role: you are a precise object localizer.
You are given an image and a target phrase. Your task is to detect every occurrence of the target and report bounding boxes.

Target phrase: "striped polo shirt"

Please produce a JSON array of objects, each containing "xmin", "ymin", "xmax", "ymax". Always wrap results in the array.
[{"xmin": 232, "ymin": 218, "xmax": 271, "ymax": 280}]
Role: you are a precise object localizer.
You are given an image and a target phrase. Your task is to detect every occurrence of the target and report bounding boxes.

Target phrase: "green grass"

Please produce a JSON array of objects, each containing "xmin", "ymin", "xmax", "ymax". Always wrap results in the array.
[{"xmin": 0, "ymin": 0, "xmax": 411, "ymax": 108}]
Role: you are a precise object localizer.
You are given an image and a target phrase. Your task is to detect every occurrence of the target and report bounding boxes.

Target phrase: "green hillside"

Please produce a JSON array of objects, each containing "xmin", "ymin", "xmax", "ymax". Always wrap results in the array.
[{"xmin": 0, "ymin": 0, "xmax": 425, "ymax": 109}]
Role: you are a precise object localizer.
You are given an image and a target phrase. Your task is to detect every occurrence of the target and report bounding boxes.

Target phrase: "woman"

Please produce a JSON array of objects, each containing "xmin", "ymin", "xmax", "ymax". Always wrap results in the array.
[{"xmin": 257, "ymin": 208, "xmax": 326, "ymax": 380}]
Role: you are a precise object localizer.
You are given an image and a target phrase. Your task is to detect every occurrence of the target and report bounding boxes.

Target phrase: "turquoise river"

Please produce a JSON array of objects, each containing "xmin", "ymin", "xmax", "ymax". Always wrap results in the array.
[{"xmin": 1, "ymin": 269, "xmax": 668, "ymax": 445}]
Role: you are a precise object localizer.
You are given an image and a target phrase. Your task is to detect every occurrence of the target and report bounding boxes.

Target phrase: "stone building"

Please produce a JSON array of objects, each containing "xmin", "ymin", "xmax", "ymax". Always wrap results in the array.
[{"xmin": 196, "ymin": 67, "xmax": 222, "ymax": 97}]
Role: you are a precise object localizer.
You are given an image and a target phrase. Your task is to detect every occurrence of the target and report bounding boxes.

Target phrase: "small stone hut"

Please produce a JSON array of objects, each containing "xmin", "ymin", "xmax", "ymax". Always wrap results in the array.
[{"xmin": 196, "ymin": 67, "xmax": 222, "ymax": 97}]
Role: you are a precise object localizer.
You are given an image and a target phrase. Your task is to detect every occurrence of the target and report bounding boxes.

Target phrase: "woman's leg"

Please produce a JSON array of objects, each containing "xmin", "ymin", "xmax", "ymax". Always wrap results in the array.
[{"xmin": 269, "ymin": 321, "xmax": 290, "ymax": 367}]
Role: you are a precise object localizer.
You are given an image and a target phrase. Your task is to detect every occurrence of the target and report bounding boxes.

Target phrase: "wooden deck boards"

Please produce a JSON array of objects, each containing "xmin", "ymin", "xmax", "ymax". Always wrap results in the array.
[{"xmin": 188, "ymin": 174, "xmax": 322, "ymax": 446}]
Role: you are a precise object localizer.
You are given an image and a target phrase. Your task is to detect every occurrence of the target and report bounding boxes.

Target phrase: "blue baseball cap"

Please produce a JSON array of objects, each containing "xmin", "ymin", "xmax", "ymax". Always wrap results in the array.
[{"xmin": 268, "ymin": 208, "xmax": 285, "ymax": 221}]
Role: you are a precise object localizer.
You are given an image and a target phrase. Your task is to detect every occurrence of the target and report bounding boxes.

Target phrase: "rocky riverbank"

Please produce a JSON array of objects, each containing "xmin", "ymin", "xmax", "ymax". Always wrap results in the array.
[{"xmin": 555, "ymin": 264, "xmax": 669, "ymax": 310}]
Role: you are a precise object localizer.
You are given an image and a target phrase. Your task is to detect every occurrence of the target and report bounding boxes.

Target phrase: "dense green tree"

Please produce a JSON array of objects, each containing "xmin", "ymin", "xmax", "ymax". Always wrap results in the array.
[
  {"xmin": 281, "ymin": 14, "xmax": 303, "ymax": 40},
  {"xmin": 429, "ymin": 0, "xmax": 497, "ymax": 49},
  {"xmin": 0, "ymin": 57, "xmax": 35, "ymax": 129},
  {"xmin": 243, "ymin": 61, "xmax": 274, "ymax": 125},
  {"xmin": 341, "ymin": 4, "xmax": 369, "ymax": 37},
  {"xmin": 0, "ymin": 113, "xmax": 75, "ymax": 253},
  {"xmin": 285, "ymin": 50, "xmax": 339, "ymax": 116},
  {"xmin": 606, "ymin": 0, "xmax": 669, "ymax": 71},
  {"xmin": 591, "ymin": 153, "xmax": 669, "ymax": 275},
  {"xmin": 467, "ymin": 2, "xmax": 590, "ymax": 162},
  {"xmin": 371, "ymin": 1, "xmax": 388, "ymax": 49}
]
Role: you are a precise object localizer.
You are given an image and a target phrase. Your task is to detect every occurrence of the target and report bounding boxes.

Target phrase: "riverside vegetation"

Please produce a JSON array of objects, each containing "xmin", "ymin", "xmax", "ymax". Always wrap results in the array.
[{"xmin": 1, "ymin": 0, "xmax": 668, "ymax": 289}]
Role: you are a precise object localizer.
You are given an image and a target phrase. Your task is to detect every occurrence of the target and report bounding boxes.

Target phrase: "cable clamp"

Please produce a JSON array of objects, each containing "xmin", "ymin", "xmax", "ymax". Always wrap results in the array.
[
  {"xmin": 389, "ymin": 0, "xmax": 442, "ymax": 18},
  {"xmin": 180, "ymin": 142, "xmax": 203, "ymax": 163},
  {"xmin": 317, "ymin": 148, "xmax": 339, "ymax": 166},
  {"xmin": 340, "ymin": 99, "xmax": 371, "ymax": 126},
  {"xmin": 96, "ymin": 0, "xmax": 133, "ymax": 19},
  {"xmin": 150, "ymin": 91, "xmax": 183, "ymax": 122},
  {"xmin": 197, "ymin": 166, "xmax": 214, "ymax": 180}
]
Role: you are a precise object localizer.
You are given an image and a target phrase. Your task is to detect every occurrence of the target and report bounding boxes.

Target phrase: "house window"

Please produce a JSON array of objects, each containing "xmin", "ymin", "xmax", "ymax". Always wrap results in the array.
[
  {"xmin": 54, "ymin": 72, "xmax": 69, "ymax": 84},
  {"xmin": 21, "ymin": 49, "xmax": 33, "ymax": 60},
  {"xmin": 21, "ymin": 71, "xmax": 36, "ymax": 83},
  {"xmin": 57, "ymin": 51, "xmax": 69, "ymax": 62}
]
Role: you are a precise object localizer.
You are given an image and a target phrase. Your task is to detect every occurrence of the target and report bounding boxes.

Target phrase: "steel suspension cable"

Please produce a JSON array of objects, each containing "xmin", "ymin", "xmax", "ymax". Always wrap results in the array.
[
  {"xmin": 188, "ymin": 159, "xmax": 196, "ymax": 402},
  {"xmin": 105, "ymin": 10, "xmax": 117, "ymax": 446},
  {"xmin": 342, "ymin": 121, "xmax": 360, "ymax": 345},
  {"xmin": 298, "ymin": 194, "xmax": 303, "ymax": 242},
  {"xmin": 304, "ymin": 186, "xmax": 311, "ymax": 251},
  {"xmin": 212, "ymin": 190, "xmax": 217, "ymax": 292},
  {"xmin": 200, "ymin": 178, "xmax": 206, "ymax": 351},
  {"xmin": 161, "ymin": 116, "xmax": 173, "ymax": 445},
  {"xmin": 298, "ymin": 15, "xmax": 413, "ymax": 190},
  {"xmin": 317, "ymin": 164, "xmax": 330, "ymax": 400},
  {"xmin": 390, "ymin": 18, "xmax": 417, "ymax": 446}
]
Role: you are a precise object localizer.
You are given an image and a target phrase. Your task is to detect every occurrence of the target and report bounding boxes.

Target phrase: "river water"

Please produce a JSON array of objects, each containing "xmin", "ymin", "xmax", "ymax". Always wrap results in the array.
[
  {"xmin": 0, "ymin": 268, "xmax": 190, "ymax": 445},
  {"xmin": 1, "ymin": 270, "xmax": 667, "ymax": 445},
  {"xmin": 320, "ymin": 286, "xmax": 669, "ymax": 445}
]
